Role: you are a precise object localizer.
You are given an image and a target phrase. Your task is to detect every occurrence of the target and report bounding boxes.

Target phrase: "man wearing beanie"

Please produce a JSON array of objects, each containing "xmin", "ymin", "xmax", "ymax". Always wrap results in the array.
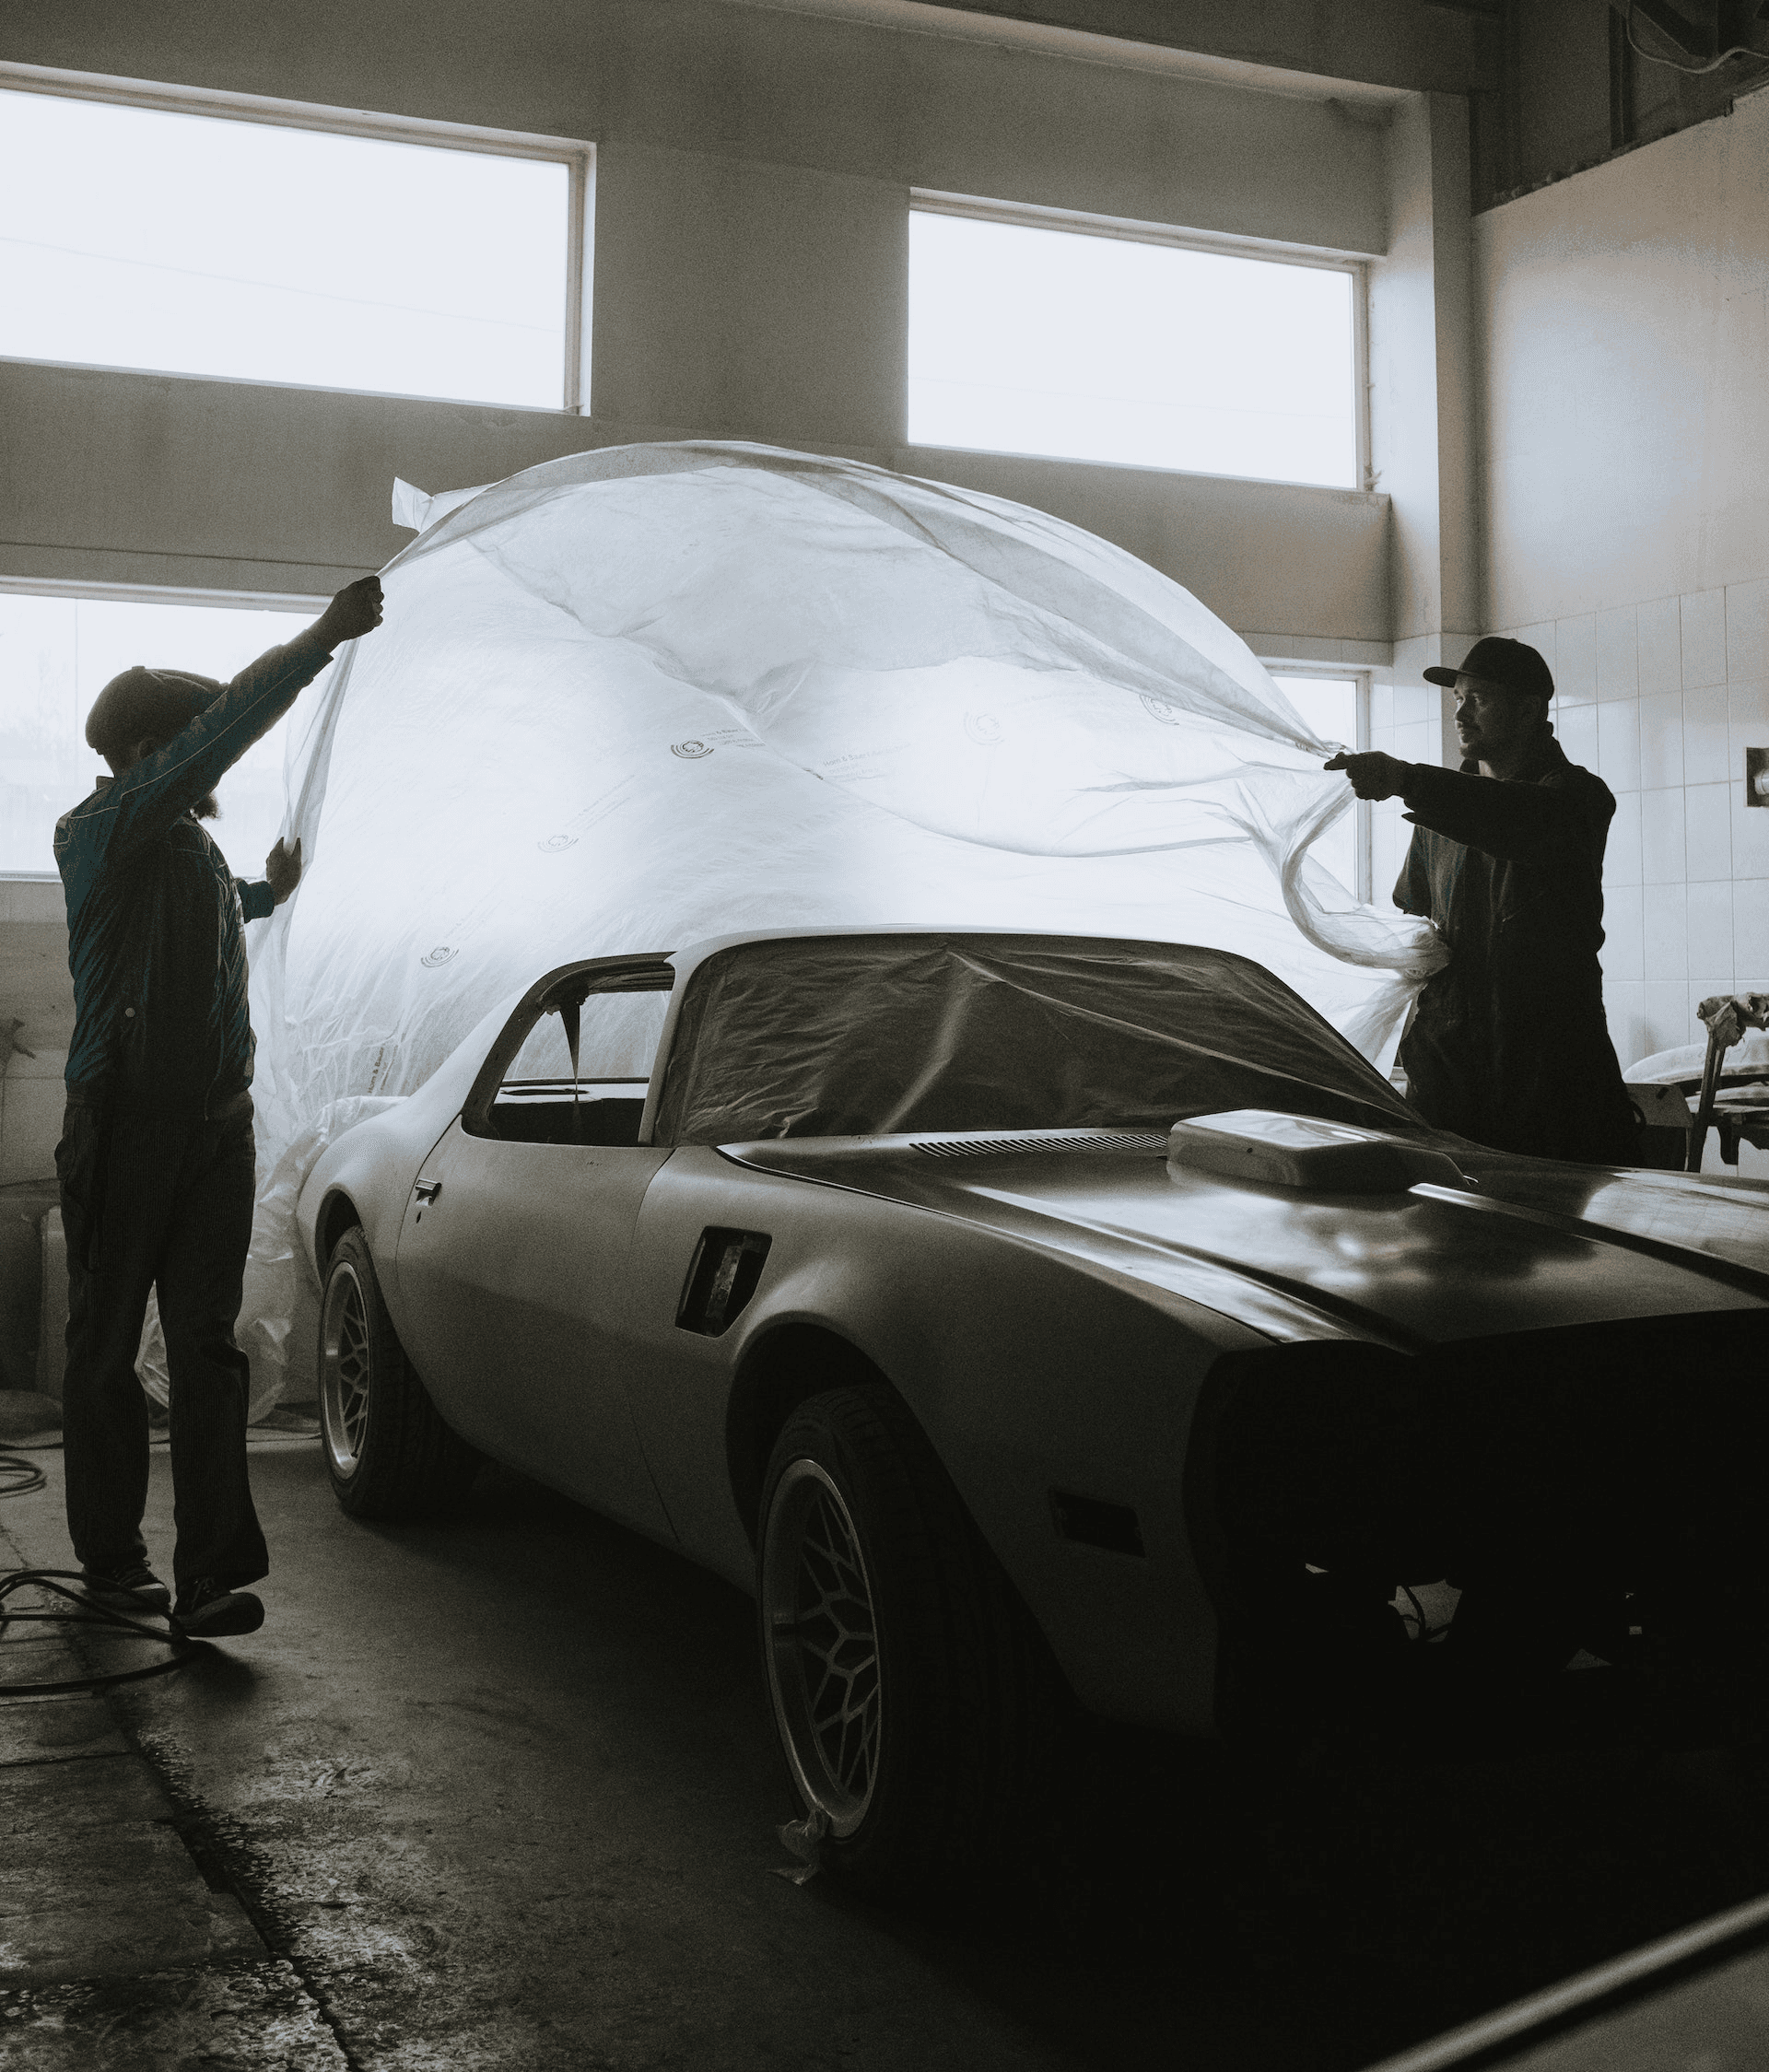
[
  {"xmin": 1327, "ymin": 637, "xmax": 1637, "ymax": 1165},
  {"xmin": 54, "ymin": 575, "xmax": 383, "ymax": 1637}
]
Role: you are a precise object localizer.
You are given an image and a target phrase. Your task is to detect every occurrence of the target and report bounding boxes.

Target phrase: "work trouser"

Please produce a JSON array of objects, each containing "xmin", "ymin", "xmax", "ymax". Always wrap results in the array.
[{"xmin": 55, "ymin": 1087, "xmax": 268, "ymax": 1592}]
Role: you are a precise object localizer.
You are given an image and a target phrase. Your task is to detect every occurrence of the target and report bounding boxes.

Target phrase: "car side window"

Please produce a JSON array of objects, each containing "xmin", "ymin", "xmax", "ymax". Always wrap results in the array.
[{"xmin": 472, "ymin": 988, "xmax": 668, "ymax": 1147}]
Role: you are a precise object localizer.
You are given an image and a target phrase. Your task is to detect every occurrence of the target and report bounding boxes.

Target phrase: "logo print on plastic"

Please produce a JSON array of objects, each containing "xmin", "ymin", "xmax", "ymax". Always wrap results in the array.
[
  {"xmin": 671, "ymin": 740, "xmax": 712, "ymax": 760},
  {"xmin": 964, "ymin": 712, "xmax": 1002, "ymax": 746},
  {"xmin": 420, "ymin": 946, "xmax": 458, "ymax": 968},
  {"xmin": 537, "ymin": 835, "xmax": 578, "ymax": 852},
  {"xmin": 1140, "ymin": 696, "xmax": 1182, "ymax": 726}
]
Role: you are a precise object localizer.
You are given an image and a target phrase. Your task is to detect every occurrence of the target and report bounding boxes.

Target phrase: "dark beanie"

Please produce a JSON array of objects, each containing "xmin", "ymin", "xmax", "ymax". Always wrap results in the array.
[{"xmin": 86, "ymin": 666, "xmax": 224, "ymax": 760}]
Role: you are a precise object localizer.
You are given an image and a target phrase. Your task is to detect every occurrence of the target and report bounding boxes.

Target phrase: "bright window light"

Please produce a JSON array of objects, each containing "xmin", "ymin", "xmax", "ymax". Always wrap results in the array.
[
  {"xmin": 0, "ymin": 590, "xmax": 328, "ymax": 880},
  {"xmin": 908, "ymin": 209, "xmax": 1359, "ymax": 487},
  {"xmin": 0, "ymin": 88, "xmax": 571, "ymax": 406},
  {"xmin": 1272, "ymin": 673, "xmax": 1364, "ymax": 897}
]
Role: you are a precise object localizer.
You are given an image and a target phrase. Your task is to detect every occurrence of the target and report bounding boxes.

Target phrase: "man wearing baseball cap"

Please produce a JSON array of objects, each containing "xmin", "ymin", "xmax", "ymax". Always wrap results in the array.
[
  {"xmin": 53, "ymin": 575, "xmax": 384, "ymax": 1638},
  {"xmin": 1326, "ymin": 636, "xmax": 1636, "ymax": 1165}
]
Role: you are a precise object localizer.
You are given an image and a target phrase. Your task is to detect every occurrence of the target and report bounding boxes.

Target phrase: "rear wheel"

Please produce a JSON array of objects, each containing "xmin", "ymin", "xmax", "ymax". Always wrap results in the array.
[
  {"xmin": 757, "ymin": 1380, "xmax": 1074, "ymax": 1905},
  {"xmin": 319, "ymin": 1226, "xmax": 479, "ymax": 1520}
]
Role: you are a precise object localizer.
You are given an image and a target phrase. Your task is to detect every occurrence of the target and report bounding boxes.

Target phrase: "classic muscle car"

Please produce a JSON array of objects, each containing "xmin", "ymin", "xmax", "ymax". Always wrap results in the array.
[{"xmin": 298, "ymin": 929, "xmax": 1769, "ymax": 1898}]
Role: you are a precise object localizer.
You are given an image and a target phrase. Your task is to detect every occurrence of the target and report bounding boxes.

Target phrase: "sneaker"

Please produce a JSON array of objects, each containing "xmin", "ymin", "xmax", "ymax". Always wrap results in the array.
[
  {"xmin": 81, "ymin": 1563, "xmax": 172, "ymax": 1613},
  {"xmin": 172, "ymin": 1579, "xmax": 265, "ymax": 1637}
]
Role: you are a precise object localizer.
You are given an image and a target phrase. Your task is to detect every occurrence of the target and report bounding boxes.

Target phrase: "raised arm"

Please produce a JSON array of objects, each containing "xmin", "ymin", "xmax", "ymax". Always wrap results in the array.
[{"xmin": 75, "ymin": 579, "xmax": 383, "ymax": 863}]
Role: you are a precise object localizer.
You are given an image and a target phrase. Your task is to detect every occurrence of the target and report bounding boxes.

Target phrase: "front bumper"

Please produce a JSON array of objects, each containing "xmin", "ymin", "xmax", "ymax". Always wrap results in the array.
[{"xmin": 1189, "ymin": 1310, "xmax": 1769, "ymax": 1750}]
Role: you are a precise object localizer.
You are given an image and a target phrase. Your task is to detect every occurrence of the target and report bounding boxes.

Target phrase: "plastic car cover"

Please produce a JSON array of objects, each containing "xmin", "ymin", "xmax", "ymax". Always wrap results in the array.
[
  {"xmin": 657, "ymin": 933, "xmax": 1422, "ymax": 1144},
  {"xmin": 237, "ymin": 440, "xmax": 1447, "ymax": 1403}
]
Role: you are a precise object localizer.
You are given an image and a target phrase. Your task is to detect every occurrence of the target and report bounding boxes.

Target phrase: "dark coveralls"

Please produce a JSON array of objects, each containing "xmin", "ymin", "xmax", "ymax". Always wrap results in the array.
[
  {"xmin": 53, "ymin": 634, "xmax": 333, "ymax": 1591},
  {"xmin": 1393, "ymin": 727, "xmax": 1637, "ymax": 1165}
]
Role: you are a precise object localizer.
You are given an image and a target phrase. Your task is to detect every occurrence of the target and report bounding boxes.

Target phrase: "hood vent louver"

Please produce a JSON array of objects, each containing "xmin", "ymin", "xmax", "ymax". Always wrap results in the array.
[{"xmin": 913, "ymin": 1131, "xmax": 1166, "ymax": 1159}]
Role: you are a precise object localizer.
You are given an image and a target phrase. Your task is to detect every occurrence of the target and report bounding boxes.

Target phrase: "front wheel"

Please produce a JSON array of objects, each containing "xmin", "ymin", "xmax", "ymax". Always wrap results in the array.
[
  {"xmin": 757, "ymin": 1381, "xmax": 1074, "ymax": 1904},
  {"xmin": 318, "ymin": 1226, "xmax": 479, "ymax": 1520}
]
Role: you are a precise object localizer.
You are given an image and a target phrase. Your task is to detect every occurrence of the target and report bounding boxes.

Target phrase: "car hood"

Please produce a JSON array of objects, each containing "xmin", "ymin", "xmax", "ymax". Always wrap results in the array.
[{"xmin": 720, "ymin": 1130, "xmax": 1769, "ymax": 1348}]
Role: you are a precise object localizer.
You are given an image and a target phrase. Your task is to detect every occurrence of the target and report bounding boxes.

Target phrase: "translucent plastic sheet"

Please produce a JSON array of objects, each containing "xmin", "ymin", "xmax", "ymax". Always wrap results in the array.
[
  {"xmin": 659, "ymin": 934, "xmax": 1420, "ymax": 1145},
  {"xmin": 240, "ymin": 440, "xmax": 1446, "ymax": 1404}
]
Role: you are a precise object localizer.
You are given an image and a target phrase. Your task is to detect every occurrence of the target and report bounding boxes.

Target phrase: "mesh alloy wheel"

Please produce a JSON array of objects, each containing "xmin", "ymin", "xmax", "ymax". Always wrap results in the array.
[
  {"xmin": 756, "ymin": 1381, "xmax": 1076, "ymax": 1903},
  {"xmin": 315, "ymin": 1225, "xmax": 480, "ymax": 1520},
  {"xmin": 320, "ymin": 1260, "xmax": 371, "ymax": 1481},
  {"xmin": 762, "ymin": 1458, "xmax": 883, "ymax": 1836}
]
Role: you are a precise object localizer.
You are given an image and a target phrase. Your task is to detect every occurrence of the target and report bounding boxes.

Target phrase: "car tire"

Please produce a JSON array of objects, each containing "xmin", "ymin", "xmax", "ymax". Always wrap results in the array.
[
  {"xmin": 757, "ymin": 1379, "xmax": 1075, "ymax": 1905},
  {"xmin": 318, "ymin": 1225, "xmax": 479, "ymax": 1520}
]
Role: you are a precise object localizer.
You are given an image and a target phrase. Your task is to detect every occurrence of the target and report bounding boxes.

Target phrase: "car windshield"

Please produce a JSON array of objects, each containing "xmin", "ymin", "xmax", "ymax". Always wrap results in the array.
[{"xmin": 655, "ymin": 933, "xmax": 1421, "ymax": 1144}]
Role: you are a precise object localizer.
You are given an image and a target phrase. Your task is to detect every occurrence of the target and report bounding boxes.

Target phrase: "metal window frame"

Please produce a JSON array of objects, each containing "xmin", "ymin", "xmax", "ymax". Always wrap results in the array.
[
  {"xmin": 1265, "ymin": 665, "xmax": 1374, "ymax": 903},
  {"xmin": 0, "ymin": 59, "xmax": 594, "ymax": 414},
  {"xmin": 909, "ymin": 189, "xmax": 1372, "ymax": 495},
  {"xmin": 0, "ymin": 574, "xmax": 329, "ymax": 883}
]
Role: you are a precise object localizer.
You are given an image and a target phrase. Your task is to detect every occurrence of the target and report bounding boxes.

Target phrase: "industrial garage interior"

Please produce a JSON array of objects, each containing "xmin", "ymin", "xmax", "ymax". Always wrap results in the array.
[{"xmin": 3, "ymin": 2, "xmax": 1769, "ymax": 2067}]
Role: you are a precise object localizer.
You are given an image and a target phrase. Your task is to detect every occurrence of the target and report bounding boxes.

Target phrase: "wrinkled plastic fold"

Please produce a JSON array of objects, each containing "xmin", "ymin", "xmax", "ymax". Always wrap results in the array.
[{"xmin": 236, "ymin": 440, "xmax": 1445, "ymax": 1407}]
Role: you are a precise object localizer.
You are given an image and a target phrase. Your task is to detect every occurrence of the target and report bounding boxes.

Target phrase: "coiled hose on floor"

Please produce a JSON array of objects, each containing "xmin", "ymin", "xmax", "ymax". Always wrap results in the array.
[{"xmin": 0, "ymin": 1450, "xmax": 196, "ymax": 1694}]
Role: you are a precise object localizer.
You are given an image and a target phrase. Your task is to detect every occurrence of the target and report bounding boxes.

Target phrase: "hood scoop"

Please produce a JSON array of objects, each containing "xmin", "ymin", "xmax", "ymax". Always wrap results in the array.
[{"xmin": 1168, "ymin": 1110, "xmax": 1472, "ymax": 1194}]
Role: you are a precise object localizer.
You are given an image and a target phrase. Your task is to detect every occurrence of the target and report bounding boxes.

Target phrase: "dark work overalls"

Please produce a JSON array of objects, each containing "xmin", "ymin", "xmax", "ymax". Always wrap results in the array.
[
  {"xmin": 1393, "ymin": 728, "xmax": 1637, "ymax": 1165},
  {"xmin": 53, "ymin": 635, "xmax": 332, "ymax": 1591}
]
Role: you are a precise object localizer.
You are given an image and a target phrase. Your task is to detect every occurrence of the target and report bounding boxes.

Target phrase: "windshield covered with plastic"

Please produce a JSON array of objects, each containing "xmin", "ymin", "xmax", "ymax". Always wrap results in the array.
[{"xmin": 657, "ymin": 933, "xmax": 1422, "ymax": 1144}]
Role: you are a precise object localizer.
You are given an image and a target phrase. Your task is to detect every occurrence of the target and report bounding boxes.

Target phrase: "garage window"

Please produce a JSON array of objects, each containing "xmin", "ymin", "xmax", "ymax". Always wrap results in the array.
[
  {"xmin": 0, "ymin": 583, "xmax": 326, "ymax": 881},
  {"xmin": 908, "ymin": 197, "xmax": 1363, "ymax": 489},
  {"xmin": 1269, "ymin": 672, "xmax": 1370, "ymax": 901},
  {"xmin": 0, "ymin": 76, "xmax": 589, "ymax": 409}
]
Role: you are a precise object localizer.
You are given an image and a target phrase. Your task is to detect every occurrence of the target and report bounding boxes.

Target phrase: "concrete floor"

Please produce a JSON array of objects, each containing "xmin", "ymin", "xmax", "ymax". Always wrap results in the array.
[{"xmin": 6, "ymin": 1439, "xmax": 1769, "ymax": 2071}]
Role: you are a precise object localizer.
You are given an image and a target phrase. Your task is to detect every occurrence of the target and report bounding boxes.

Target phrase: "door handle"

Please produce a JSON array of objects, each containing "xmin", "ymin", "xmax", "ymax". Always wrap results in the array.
[{"xmin": 414, "ymin": 1180, "xmax": 442, "ymax": 1205}]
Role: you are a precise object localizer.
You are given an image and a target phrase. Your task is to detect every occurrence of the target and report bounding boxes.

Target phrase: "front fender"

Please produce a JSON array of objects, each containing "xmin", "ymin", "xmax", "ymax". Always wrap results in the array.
[
  {"xmin": 626, "ymin": 1150, "xmax": 1273, "ymax": 1735},
  {"xmin": 296, "ymin": 1105, "xmax": 444, "ymax": 1338}
]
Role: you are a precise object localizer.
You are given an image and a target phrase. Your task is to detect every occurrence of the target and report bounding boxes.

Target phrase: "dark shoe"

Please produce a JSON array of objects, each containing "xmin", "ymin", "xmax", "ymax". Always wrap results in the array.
[
  {"xmin": 81, "ymin": 1563, "xmax": 171, "ymax": 1613},
  {"xmin": 172, "ymin": 1579, "xmax": 264, "ymax": 1637}
]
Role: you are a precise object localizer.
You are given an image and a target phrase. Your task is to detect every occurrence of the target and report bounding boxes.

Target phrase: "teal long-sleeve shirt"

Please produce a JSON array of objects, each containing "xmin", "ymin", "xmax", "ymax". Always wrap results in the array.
[{"xmin": 54, "ymin": 631, "xmax": 334, "ymax": 1114}]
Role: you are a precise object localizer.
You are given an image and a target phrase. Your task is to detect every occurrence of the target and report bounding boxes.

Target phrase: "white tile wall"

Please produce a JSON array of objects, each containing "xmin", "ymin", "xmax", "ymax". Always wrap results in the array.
[
  {"xmin": 1595, "ymin": 605, "xmax": 1637, "ymax": 699},
  {"xmin": 1727, "ymin": 579, "xmax": 1769, "ymax": 683},
  {"xmin": 1683, "ymin": 685, "xmax": 1730, "ymax": 786},
  {"xmin": 1556, "ymin": 614, "xmax": 1597, "ymax": 702},
  {"xmin": 1639, "ymin": 788, "xmax": 1685, "ymax": 884},
  {"xmin": 1556, "ymin": 701, "xmax": 1599, "ymax": 769},
  {"xmin": 1596, "ymin": 698, "xmax": 1640, "ymax": 793},
  {"xmin": 1636, "ymin": 597, "xmax": 1681, "ymax": 697},
  {"xmin": 1681, "ymin": 590, "xmax": 1728, "ymax": 691},
  {"xmin": 1637, "ymin": 692, "xmax": 1684, "ymax": 788},
  {"xmin": 1643, "ymin": 882, "xmax": 1686, "ymax": 978},
  {"xmin": 1687, "ymin": 781, "xmax": 1733, "ymax": 882},
  {"xmin": 1688, "ymin": 880, "xmax": 1735, "ymax": 975},
  {"xmin": 1600, "ymin": 883, "xmax": 1644, "ymax": 981},
  {"xmin": 1494, "ymin": 583, "xmax": 1769, "ymax": 1066},
  {"xmin": 1604, "ymin": 790, "xmax": 1643, "ymax": 887}
]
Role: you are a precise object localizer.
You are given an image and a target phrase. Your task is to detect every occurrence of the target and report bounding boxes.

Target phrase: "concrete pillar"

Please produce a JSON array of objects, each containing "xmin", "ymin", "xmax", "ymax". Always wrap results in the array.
[
  {"xmin": 1369, "ymin": 90, "xmax": 1482, "ymax": 765},
  {"xmin": 589, "ymin": 141, "xmax": 908, "ymax": 449}
]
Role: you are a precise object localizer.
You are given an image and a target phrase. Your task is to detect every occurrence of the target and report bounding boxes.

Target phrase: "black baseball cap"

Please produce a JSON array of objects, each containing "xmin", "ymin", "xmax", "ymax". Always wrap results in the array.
[{"xmin": 1423, "ymin": 636, "xmax": 1554, "ymax": 701}]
